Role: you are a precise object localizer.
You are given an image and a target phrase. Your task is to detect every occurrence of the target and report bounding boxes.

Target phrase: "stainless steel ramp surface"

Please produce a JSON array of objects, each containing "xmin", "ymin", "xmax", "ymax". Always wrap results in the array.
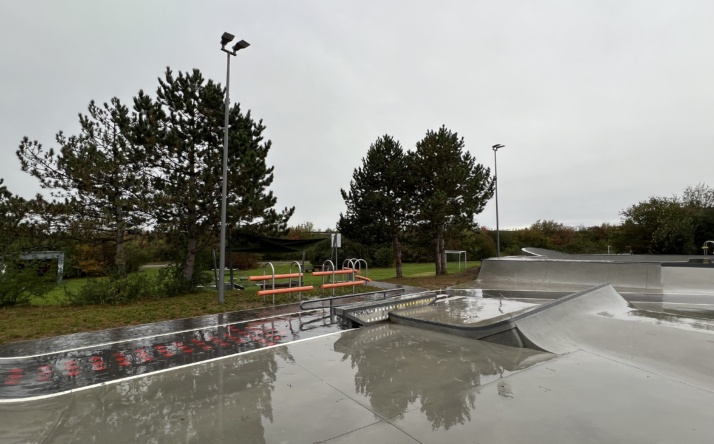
[{"xmin": 334, "ymin": 292, "xmax": 438, "ymax": 326}]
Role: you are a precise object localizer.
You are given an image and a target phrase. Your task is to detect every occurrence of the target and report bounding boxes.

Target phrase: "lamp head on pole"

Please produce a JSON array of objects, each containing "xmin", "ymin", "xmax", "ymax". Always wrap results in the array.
[
  {"xmin": 492, "ymin": 144, "xmax": 505, "ymax": 152},
  {"xmin": 220, "ymin": 32, "xmax": 235, "ymax": 48},
  {"xmin": 232, "ymin": 40, "xmax": 250, "ymax": 52}
]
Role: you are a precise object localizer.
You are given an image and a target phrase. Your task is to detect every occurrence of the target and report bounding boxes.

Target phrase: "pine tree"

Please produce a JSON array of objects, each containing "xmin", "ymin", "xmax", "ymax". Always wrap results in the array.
[
  {"xmin": 16, "ymin": 98, "xmax": 149, "ymax": 277},
  {"xmin": 339, "ymin": 135, "xmax": 411, "ymax": 277},
  {"xmin": 0, "ymin": 179, "xmax": 53, "ymax": 306},
  {"xmin": 411, "ymin": 126, "xmax": 494, "ymax": 274},
  {"xmin": 132, "ymin": 68, "xmax": 293, "ymax": 284}
]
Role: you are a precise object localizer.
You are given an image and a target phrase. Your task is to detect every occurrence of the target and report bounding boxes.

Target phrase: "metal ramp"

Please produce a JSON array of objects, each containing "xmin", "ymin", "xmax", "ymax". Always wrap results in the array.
[{"xmin": 334, "ymin": 291, "xmax": 438, "ymax": 327}]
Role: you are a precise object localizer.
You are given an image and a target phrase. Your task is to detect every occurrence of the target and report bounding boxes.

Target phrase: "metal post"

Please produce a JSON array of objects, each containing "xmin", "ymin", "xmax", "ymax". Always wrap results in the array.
[
  {"xmin": 492, "ymin": 144, "xmax": 504, "ymax": 258},
  {"xmin": 218, "ymin": 51, "xmax": 231, "ymax": 304},
  {"xmin": 217, "ymin": 33, "xmax": 249, "ymax": 304}
]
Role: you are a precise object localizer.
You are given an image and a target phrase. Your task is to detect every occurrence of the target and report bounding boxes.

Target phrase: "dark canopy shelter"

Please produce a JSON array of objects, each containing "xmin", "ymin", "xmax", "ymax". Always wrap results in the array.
[
  {"xmin": 220, "ymin": 233, "xmax": 328, "ymax": 289},
  {"xmin": 229, "ymin": 233, "xmax": 326, "ymax": 253}
]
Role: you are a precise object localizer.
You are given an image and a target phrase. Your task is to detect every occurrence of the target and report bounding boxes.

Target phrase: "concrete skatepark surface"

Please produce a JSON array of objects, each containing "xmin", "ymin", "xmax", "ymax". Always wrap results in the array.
[{"xmin": 2, "ymin": 251, "xmax": 714, "ymax": 443}]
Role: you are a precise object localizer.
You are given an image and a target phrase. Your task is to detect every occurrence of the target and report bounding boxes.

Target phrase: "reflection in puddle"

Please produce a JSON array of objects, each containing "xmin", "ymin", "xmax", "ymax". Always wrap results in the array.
[
  {"xmin": 0, "ymin": 310, "xmax": 344, "ymax": 399},
  {"xmin": 393, "ymin": 296, "xmax": 538, "ymax": 326},
  {"xmin": 593, "ymin": 306, "xmax": 714, "ymax": 334},
  {"xmin": 627, "ymin": 310, "xmax": 714, "ymax": 333},
  {"xmin": 333, "ymin": 324, "xmax": 553, "ymax": 429},
  {"xmin": 0, "ymin": 324, "xmax": 555, "ymax": 443}
]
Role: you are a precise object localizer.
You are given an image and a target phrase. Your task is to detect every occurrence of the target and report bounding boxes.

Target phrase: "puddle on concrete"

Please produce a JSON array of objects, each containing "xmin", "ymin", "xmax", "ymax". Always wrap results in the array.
[
  {"xmin": 627, "ymin": 309, "xmax": 714, "ymax": 333},
  {"xmin": 0, "ymin": 310, "xmax": 345, "ymax": 400},
  {"xmin": 0, "ymin": 324, "xmax": 554, "ymax": 444},
  {"xmin": 593, "ymin": 306, "xmax": 714, "ymax": 334},
  {"xmin": 392, "ymin": 296, "xmax": 538, "ymax": 326}
]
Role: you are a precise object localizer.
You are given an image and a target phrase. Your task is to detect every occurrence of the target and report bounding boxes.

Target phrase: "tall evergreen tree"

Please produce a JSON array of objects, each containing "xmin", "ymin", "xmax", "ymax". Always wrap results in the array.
[
  {"xmin": 411, "ymin": 126, "xmax": 494, "ymax": 274},
  {"xmin": 0, "ymin": 180, "xmax": 53, "ymax": 306},
  {"xmin": 339, "ymin": 135, "xmax": 412, "ymax": 277},
  {"xmin": 16, "ymin": 98, "xmax": 149, "ymax": 277},
  {"xmin": 132, "ymin": 68, "xmax": 293, "ymax": 284}
]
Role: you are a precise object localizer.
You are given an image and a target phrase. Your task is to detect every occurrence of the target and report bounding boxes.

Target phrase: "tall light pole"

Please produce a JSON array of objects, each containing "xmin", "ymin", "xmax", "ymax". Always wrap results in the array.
[
  {"xmin": 492, "ymin": 144, "xmax": 505, "ymax": 257},
  {"xmin": 218, "ymin": 32, "xmax": 250, "ymax": 304}
]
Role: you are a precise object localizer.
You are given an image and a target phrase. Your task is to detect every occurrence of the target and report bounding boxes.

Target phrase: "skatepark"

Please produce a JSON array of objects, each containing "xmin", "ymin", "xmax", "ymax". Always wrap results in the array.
[{"xmin": 1, "ymin": 249, "xmax": 713, "ymax": 443}]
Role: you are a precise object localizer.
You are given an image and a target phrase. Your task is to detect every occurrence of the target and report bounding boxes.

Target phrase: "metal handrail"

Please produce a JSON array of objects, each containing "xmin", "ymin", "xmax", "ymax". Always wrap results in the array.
[{"xmin": 299, "ymin": 288, "xmax": 405, "ymax": 312}]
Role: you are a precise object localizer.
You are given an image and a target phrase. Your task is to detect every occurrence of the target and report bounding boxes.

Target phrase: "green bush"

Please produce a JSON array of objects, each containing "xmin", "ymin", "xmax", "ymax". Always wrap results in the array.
[
  {"xmin": 372, "ymin": 246, "xmax": 395, "ymax": 267},
  {"xmin": 228, "ymin": 252, "xmax": 261, "ymax": 270},
  {"xmin": 0, "ymin": 260, "xmax": 54, "ymax": 307},
  {"xmin": 66, "ymin": 273, "xmax": 160, "ymax": 305}
]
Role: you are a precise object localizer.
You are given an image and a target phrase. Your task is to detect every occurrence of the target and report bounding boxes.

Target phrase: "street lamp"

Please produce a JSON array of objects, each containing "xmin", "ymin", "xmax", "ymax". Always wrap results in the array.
[
  {"xmin": 492, "ymin": 144, "xmax": 505, "ymax": 257},
  {"xmin": 218, "ymin": 32, "xmax": 250, "ymax": 304}
]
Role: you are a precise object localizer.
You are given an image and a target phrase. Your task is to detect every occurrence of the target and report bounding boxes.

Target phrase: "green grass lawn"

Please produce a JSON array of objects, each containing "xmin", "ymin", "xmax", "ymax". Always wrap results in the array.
[{"xmin": 1, "ymin": 261, "xmax": 481, "ymax": 344}]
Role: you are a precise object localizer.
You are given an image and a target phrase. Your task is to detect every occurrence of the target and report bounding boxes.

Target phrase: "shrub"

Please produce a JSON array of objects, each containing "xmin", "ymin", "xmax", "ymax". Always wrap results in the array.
[
  {"xmin": 228, "ymin": 252, "xmax": 260, "ymax": 270},
  {"xmin": 372, "ymin": 246, "xmax": 395, "ymax": 268},
  {"xmin": 0, "ymin": 260, "xmax": 54, "ymax": 307},
  {"xmin": 66, "ymin": 273, "xmax": 159, "ymax": 305}
]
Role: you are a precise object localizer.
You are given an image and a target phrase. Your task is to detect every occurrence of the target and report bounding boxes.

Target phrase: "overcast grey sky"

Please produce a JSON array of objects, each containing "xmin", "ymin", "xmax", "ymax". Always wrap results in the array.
[{"xmin": 2, "ymin": 1, "xmax": 713, "ymax": 231}]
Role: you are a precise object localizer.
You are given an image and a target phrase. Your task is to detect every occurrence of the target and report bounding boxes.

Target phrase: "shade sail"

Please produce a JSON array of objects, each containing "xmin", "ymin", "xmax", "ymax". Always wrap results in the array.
[{"xmin": 229, "ymin": 233, "xmax": 327, "ymax": 254}]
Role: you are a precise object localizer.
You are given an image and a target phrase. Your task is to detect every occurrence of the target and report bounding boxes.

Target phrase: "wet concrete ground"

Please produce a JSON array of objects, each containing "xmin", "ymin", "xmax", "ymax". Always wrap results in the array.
[
  {"xmin": 3, "ymin": 283, "xmax": 714, "ymax": 443},
  {"xmin": 0, "ymin": 323, "xmax": 554, "ymax": 443}
]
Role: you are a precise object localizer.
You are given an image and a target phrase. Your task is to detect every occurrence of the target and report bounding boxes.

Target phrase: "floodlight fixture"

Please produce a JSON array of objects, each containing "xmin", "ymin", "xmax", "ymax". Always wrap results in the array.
[
  {"xmin": 221, "ymin": 32, "xmax": 235, "ymax": 47},
  {"xmin": 493, "ymin": 144, "xmax": 504, "ymax": 151},
  {"xmin": 232, "ymin": 40, "xmax": 250, "ymax": 52}
]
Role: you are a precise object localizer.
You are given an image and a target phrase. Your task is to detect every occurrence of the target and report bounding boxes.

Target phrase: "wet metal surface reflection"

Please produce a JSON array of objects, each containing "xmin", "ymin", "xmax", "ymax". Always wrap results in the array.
[
  {"xmin": 392, "ymin": 296, "xmax": 538, "ymax": 326},
  {"xmin": 0, "ymin": 303, "xmax": 305, "ymax": 358},
  {"xmin": 0, "ymin": 309, "xmax": 344, "ymax": 400}
]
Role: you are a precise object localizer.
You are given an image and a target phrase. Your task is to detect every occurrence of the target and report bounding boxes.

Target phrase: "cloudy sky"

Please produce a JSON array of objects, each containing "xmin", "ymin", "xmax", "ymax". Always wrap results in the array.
[{"xmin": 2, "ymin": 1, "xmax": 713, "ymax": 232}]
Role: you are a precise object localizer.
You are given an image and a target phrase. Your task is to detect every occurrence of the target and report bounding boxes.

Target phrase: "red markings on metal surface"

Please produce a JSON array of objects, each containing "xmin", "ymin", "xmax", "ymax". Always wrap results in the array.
[
  {"xmin": 5, "ymin": 368, "xmax": 24, "ymax": 385},
  {"xmin": 90, "ymin": 357, "xmax": 107, "ymax": 371},
  {"xmin": 156, "ymin": 345, "xmax": 175, "ymax": 358},
  {"xmin": 134, "ymin": 349, "xmax": 154, "ymax": 363},
  {"xmin": 65, "ymin": 360, "xmax": 79, "ymax": 377},
  {"xmin": 114, "ymin": 352, "xmax": 131, "ymax": 366},
  {"xmin": 37, "ymin": 365, "xmax": 53, "ymax": 382}
]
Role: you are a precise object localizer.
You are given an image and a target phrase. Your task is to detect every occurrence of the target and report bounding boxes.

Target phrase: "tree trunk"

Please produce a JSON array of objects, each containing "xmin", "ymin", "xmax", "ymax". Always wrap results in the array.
[
  {"xmin": 183, "ymin": 237, "xmax": 198, "ymax": 282},
  {"xmin": 114, "ymin": 201, "xmax": 127, "ymax": 278},
  {"xmin": 439, "ymin": 231, "xmax": 446, "ymax": 274},
  {"xmin": 434, "ymin": 233, "xmax": 442, "ymax": 275},
  {"xmin": 393, "ymin": 234, "xmax": 403, "ymax": 278},
  {"xmin": 115, "ymin": 230, "xmax": 126, "ymax": 277},
  {"xmin": 435, "ymin": 227, "xmax": 447, "ymax": 275}
]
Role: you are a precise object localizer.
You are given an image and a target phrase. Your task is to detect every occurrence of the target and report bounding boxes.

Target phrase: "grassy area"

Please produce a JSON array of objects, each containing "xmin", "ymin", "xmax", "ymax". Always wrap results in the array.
[{"xmin": 0, "ymin": 261, "xmax": 480, "ymax": 345}]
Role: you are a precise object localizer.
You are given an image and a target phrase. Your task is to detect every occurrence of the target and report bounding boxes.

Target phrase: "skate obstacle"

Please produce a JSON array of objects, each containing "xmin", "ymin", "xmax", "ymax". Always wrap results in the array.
[
  {"xmin": 249, "ymin": 258, "xmax": 371, "ymax": 303},
  {"xmin": 251, "ymin": 261, "xmax": 314, "ymax": 303}
]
